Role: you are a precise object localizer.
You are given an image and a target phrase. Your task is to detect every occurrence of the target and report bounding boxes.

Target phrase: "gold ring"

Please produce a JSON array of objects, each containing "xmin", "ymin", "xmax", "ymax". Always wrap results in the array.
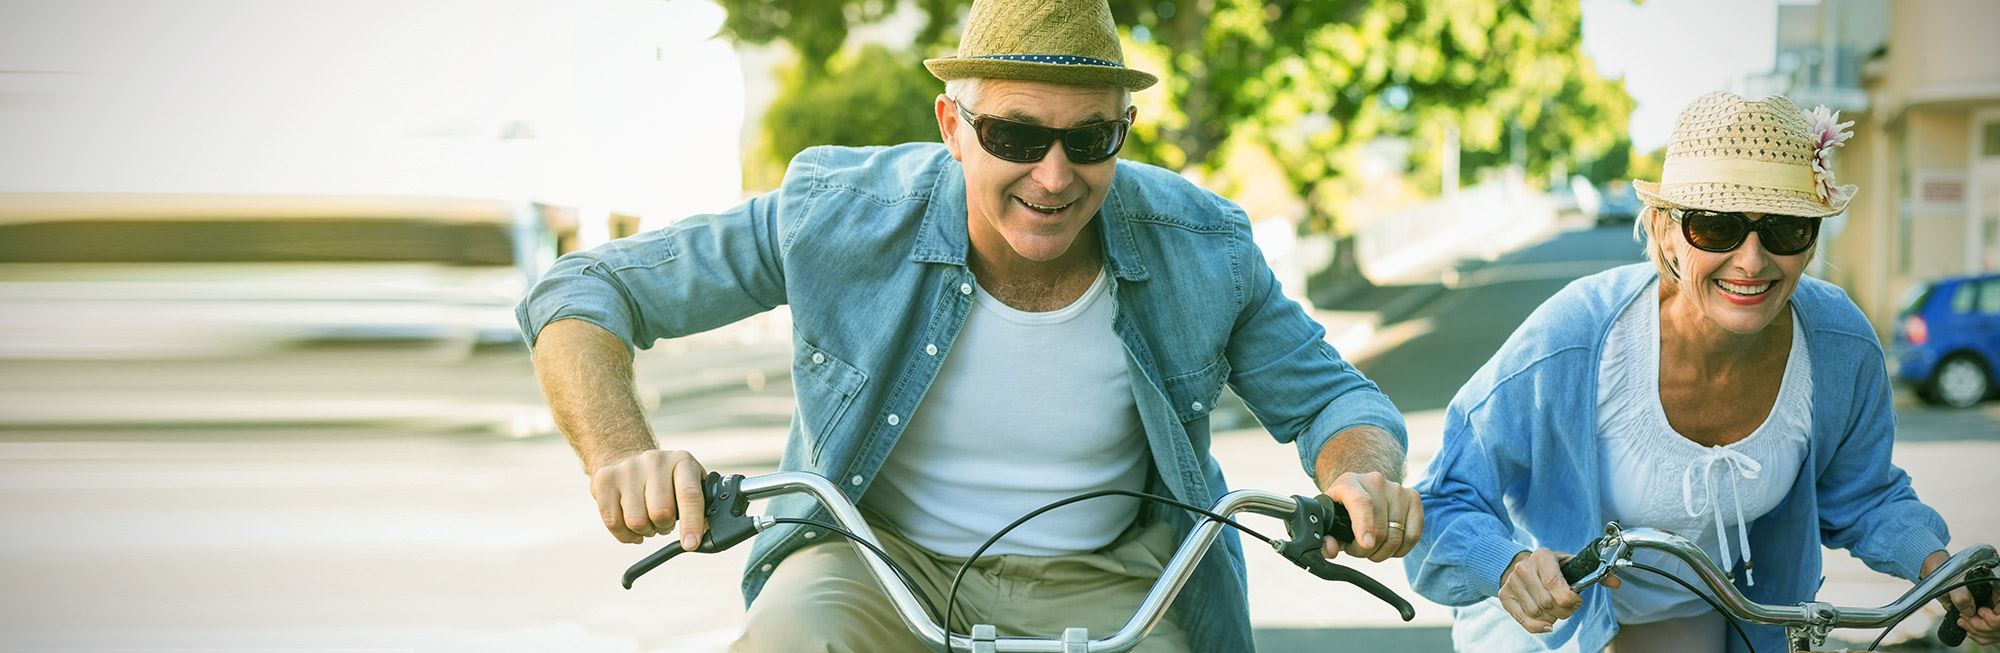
[{"xmin": 1386, "ymin": 521, "xmax": 1406, "ymax": 531}]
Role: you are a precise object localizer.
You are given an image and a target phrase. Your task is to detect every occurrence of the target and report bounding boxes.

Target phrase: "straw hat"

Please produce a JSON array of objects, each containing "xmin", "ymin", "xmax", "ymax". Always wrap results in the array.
[
  {"xmin": 1635, "ymin": 91, "xmax": 1858, "ymax": 218},
  {"xmin": 924, "ymin": 0, "xmax": 1157, "ymax": 91}
]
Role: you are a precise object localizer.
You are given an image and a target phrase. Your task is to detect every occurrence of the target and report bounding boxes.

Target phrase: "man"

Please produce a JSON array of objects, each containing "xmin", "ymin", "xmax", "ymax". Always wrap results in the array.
[{"xmin": 517, "ymin": 0, "xmax": 1419, "ymax": 650}]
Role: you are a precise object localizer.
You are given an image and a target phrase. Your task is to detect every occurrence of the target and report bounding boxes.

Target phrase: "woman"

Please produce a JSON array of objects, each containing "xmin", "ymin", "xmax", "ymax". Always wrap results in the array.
[{"xmin": 1402, "ymin": 91, "xmax": 1999, "ymax": 651}]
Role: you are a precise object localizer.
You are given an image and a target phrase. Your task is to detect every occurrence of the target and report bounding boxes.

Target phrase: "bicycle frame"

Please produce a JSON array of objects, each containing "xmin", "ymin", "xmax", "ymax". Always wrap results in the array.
[
  {"xmin": 623, "ymin": 471, "xmax": 1413, "ymax": 653},
  {"xmin": 1565, "ymin": 521, "xmax": 1999, "ymax": 650}
]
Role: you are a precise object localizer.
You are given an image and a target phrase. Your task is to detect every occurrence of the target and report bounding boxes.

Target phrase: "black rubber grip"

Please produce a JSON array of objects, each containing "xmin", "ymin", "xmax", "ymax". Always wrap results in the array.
[
  {"xmin": 1560, "ymin": 544, "xmax": 1603, "ymax": 585},
  {"xmin": 1938, "ymin": 566, "xmax": 1995, "ymax": 647}
]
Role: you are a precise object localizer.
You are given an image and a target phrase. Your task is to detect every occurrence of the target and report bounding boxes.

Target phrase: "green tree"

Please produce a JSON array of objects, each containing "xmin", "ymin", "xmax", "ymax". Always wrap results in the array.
[
  {"xmin": 710, "ymin": 0, "xmax": 1634, "ymax": 236},
  {"xmin": 751, "ymin": 45, "xmax": 944, "ymax": 188}
]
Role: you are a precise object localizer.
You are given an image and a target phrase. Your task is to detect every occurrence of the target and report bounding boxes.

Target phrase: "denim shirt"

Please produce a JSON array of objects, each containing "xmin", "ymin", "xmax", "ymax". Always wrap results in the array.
[
  {"xmin": 517, "ymin": 143, "xmax": 1406, "ymax": 650},
  {"xmin": 1404, "ymin": 264, "xmax": 1950, "ymax": 652}
]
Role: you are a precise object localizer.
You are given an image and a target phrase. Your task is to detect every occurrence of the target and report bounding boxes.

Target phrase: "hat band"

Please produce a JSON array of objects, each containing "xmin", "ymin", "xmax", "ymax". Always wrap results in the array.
[
  {"xmin": 1659, "ymin": 157, "xmax": 1816, "ymax": 194},
  {"xmin": 973, "ymin": 53, "xmax": 1123, "ymax": 68}
]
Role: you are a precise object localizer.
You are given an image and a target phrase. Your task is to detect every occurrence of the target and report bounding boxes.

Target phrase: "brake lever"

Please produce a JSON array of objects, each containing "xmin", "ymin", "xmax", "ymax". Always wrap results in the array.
[
  {"xmin": 621, "ymin": 472, "xmax": 759, "ymax": 589},
  {"xmin": 1271, "ymin": 494, "xmax": 1416, "ymax": 622},
  {"xmin": 1562, "ymin": 521, "xmax": 1627, "ymax": 593}
]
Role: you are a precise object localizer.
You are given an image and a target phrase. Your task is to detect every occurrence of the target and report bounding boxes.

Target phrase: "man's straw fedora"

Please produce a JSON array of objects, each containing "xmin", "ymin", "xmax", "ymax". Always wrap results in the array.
[{"xmin": 924, "ymin": 0, "xmax": 1157, "ymax": 91}]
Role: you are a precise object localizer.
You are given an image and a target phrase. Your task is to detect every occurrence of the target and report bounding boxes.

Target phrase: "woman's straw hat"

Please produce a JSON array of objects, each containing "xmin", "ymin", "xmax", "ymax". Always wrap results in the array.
[
  {"xmin": 924, "ymin": 0, "xmax": 1157, "ymax": 91},
  {"xmin": 1635, "ymin": 91, "xmax": 1858, "ymax": 218}
]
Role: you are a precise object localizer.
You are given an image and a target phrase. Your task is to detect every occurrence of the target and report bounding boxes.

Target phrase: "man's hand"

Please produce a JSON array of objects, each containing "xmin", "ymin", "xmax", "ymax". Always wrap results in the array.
[
  {"xmin": 1311, "ymin": 425, "xmax": 1421, "ymax": 562},
  {"xmin": 1318, "ymin": 470, "xmax": 1422, "ymax": 562},
  {"xmin": 1923, "ymin": 550, "xmax": 2000, "ymax": 645},
  {"xmin": 589, "ymin": 449, "xmax": 709, "ymax": 548}
]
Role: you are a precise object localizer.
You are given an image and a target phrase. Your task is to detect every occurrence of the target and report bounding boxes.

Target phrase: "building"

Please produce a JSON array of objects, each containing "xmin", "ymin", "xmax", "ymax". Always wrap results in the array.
[{"xmin": 1762, "ymin": 0, "xmax": 2000, "ymax": 334}]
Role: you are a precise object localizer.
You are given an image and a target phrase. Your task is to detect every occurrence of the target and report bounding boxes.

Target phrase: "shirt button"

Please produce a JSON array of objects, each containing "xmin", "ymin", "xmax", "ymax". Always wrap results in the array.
[
  {"xmin": 959, "ymin": 282, "xmax": 973, "ymax": 295},
  {"xmin": 803, "ymin": 530, "xmax": 818, "ymax": 540},
  {"xmin": 811, "ymin": 352, "xmax": 825, "ymax": 364},
  {"xmin": 849, "ymin": 475, "xmax": 864, "ymax": 486},
  {"xmin": 760, "ymin": 563, "xmax": 773, "ymax": 572},
  {"xmin": 925, "ymin": 343, "xmax": 938, "ymax": 356},
  {"xmin": 1192, "ymin": 401, "xmax": 1204, "ymax": 411},
  {"xmin": 887, "ymin": 414, "xmax": 901, "ymax": 426}
]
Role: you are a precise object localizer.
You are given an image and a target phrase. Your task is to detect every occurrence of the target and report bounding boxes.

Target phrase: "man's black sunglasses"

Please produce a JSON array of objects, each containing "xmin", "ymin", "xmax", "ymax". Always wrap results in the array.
[
  {"xmin": 954, "ymin": 100, "xmax": 1130, "ymax": 164},
  {"xmin": 1671, "ymin": 209, "xmax": 1821, "ymax": 256}
]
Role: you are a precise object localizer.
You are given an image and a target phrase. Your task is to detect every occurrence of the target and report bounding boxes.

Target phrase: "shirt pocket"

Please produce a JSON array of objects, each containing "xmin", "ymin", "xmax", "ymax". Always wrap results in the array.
[
  {"xmin": 794, "ymin": 339, "xmax": 867, "ymax": 462},
  {"xmin": 1163, "ymin": 355, "xmax": 1229, "ymax": 424}
]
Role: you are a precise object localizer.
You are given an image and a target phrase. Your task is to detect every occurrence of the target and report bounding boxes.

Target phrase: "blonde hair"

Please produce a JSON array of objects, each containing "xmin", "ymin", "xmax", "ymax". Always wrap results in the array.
[{"xmin": 1636, "ymin": 205, "xmax": 1677, "ymax": 280}]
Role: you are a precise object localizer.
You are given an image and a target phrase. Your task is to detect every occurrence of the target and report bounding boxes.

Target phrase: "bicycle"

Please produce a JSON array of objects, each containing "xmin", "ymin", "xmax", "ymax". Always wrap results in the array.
[
  {"xmin": 1558, "ymin": 520, "xmax": 1999, "ymax": 652},
  {"xmin": 618, "ymin": 470, "xmax": 1416, "ymax": 653}
]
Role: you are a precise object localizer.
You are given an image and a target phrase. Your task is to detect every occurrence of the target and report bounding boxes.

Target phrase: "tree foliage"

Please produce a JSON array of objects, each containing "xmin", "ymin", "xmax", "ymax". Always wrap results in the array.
[{"xmin": 709, "ymin": 0, "xmax": 1634, "ymax": 234}]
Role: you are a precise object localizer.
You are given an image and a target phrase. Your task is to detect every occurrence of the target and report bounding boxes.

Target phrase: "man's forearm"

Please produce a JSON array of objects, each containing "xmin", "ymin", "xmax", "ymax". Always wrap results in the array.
[
  {"xmin": 532, "ymin": 318, "xmax": 658, "ymax": 474},
  {"xmin": 1312, "ymin": 424, "xmax": 1407, "ymax": 486}
]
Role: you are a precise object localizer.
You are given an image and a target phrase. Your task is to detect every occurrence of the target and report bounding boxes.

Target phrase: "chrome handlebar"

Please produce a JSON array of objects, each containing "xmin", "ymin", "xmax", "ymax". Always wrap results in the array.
[{"xmin": 623, "ymin": 471, "xmax": 1412, "ymax": 653}]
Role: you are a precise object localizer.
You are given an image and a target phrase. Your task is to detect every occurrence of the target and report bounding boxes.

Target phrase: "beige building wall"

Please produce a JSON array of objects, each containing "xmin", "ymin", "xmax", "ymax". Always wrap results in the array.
[{"xmin": 1829, "ymin": 0, "xmax": 2000, "ymax": 335}]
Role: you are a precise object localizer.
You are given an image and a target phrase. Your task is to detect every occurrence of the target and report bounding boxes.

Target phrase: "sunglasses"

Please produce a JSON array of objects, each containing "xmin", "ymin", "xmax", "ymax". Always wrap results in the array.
[
  {"xmin": 954, "ymin": 101, "xmax": 1130, "ymax": 164},
  {"xmin": 1672, "ymin": 209, "xmax": 1821, "ymax": 256}
]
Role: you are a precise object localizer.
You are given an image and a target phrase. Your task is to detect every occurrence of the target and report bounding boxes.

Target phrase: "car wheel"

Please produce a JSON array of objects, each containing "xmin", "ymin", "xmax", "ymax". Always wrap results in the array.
[{"xmin": 1930, "ymin": 355, "xmax": 1991, "ymax": 409}]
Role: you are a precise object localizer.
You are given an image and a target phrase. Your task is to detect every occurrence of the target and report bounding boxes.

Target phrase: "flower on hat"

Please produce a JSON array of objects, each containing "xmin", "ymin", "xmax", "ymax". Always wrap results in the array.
[{"xmin": 1805, "ymin": 105, "xmax": 1856, "ymax": 206}]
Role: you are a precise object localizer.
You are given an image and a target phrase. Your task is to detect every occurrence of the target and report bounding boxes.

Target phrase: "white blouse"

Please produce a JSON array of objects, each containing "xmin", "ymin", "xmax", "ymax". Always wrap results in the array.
[{"xmin": 1596, "ymin": 280, "xmax": 1812, "ymax": 623}]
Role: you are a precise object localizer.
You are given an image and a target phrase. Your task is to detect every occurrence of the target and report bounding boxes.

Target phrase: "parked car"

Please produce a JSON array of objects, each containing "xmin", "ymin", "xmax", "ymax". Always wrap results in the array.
[
  {"xmin": 1892, "ymin": 272, "xmax": 2000, "ymax": 408},
  {"xmin": 1596, "ymin": 182, "xmax": 1642, "ymax": 227},
  {"xmin": 1549, "ymin": 175, "xmax": 1602, "ymax": 223}
]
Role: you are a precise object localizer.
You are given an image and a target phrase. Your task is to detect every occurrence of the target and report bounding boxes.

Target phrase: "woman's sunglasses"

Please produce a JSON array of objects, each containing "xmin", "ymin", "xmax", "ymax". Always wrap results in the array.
[
  {"xmin": 954, "ymin": 101, "xmax": 1130, "ymax": 165},
  {"xmin": 1672, "ymin": 209, "xmax": 1821, "ymax": 256}
]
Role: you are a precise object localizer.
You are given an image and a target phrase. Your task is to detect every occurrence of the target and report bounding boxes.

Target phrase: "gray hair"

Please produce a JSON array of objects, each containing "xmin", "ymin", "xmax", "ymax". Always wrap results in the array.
[{"xmin": 944, "ymin": 77, "xmax": 1132, "ymax": 113}]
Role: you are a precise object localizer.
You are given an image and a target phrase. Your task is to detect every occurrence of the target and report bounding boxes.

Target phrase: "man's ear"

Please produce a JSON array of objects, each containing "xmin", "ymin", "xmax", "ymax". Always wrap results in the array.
[{"xmin": 935, "ymin": 94, "xmax": 963, "ymax": 161}]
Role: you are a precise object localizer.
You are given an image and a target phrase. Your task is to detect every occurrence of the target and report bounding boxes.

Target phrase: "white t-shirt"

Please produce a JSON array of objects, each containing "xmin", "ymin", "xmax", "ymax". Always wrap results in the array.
[
  {"xmin": 863, "ymin": 270, "xmax": 1149, "ymax": 557},
  {"xmin": 1596, "ymin": 280, "xmax": 1811, "ymax": 623}
]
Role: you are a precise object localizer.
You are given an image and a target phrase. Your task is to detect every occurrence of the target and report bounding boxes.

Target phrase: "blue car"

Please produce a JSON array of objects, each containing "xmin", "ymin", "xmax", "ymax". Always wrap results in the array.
[{"xmin": 1892, "ymin": 272, "xmax": 2000, "ymax": 408}]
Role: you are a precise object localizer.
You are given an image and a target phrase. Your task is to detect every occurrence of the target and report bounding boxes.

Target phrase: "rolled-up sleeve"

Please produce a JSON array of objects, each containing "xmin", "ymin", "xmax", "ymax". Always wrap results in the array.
[
  {"xmin": 1218, "ymin": 224, "xmax": 1406, "ymax": 475},
  {"xmin": 516, "ymin": 157, "xmax": 813, "ymax": 349}
]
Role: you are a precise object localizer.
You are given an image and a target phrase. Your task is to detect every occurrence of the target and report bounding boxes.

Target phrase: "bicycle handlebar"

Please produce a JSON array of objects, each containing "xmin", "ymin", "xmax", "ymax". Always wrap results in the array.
[
  {"xmin": 1561, "ymin": 521, "xmax": 1998, "ymax": 648},
  {"xmin": 622, "ymin": 471, "xmax": 1414, "ymax": 653}
]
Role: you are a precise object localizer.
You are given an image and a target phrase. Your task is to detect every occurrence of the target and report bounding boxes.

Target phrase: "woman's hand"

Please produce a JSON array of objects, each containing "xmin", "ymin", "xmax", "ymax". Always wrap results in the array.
[
  {"xmin": 1923, "ymin": 550, "xmax": 2000, "ymax": 645},
  {"xmin": 1499, "ymin": 548, "xmax": 1620, "ymax": 633}
]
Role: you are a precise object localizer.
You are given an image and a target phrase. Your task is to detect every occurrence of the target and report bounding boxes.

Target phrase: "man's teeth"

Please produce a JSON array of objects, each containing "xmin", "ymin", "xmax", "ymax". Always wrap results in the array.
[
  {"xmin": 1714, "ymin": 280, "xmax": 1772, "ymax": 296},
  {"xmin": 1020, "ymin": 198, "xmax": 1070, "ymax": 213}
]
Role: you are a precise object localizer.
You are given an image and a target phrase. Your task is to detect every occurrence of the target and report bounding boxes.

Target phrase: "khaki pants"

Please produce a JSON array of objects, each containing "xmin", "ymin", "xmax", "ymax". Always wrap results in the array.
[{"xmin": 732, "ymin": 515, "xmax": 1188, "ymax": 653}]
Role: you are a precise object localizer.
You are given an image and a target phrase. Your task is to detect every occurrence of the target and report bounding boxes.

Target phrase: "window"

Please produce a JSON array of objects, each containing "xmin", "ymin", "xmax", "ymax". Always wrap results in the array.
[
  {"xmin": 1980, "ymin": 279, "xmax": 2000, "ymax": 316},
  {"xmin": 1984, "ymin": 122, "xmax": 2000, "ymax": 158},
  {"xmin": 1952, "ymin": 282, "xmax": 1977, "ymax": 314}
]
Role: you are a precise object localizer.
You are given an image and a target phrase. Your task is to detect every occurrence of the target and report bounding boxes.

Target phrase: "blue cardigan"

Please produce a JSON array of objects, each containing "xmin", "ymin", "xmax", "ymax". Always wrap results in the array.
[{"xmin": 1404, "ymin": 264, "xmax": 1950, "ymax": 652}]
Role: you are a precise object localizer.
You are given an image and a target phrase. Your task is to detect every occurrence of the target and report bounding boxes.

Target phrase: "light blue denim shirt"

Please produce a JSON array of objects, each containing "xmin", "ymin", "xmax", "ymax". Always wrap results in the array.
[
  {"xmin": 1405, "ymin": 263, "xmax": 1950, "ymax": 652},
  {"xmin": 517, "ymin": 143, "xmax": 1406, "ymax": 650}
]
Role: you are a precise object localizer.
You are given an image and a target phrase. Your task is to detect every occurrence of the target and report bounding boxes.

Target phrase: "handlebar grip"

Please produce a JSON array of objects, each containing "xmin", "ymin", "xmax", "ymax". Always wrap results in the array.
[
  {"xmin": 1560, "ymin": 543, "xmax": 1603, "ymax": 586},
  {"xmin": 1937, "ymin": 565, "xmax": 1995, "ymax": 647},
  {"xmin": 1307, "ymin": 494, "xmax": 1355, "ymax": 543},
  {"xmin": 620, "ymin": 472, "xmax": 758, "ymax": 589}
]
